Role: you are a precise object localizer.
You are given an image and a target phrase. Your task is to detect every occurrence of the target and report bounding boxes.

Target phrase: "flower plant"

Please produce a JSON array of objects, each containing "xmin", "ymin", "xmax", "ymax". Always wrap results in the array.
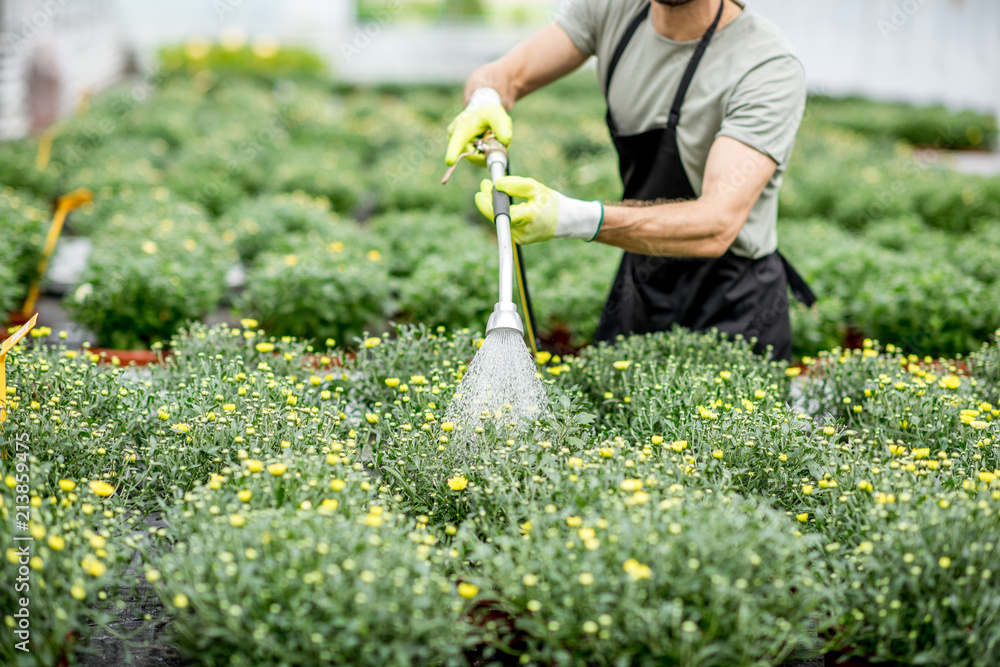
[{"xmin": 3, "ymin": 322, "xmax": 1000, "ymax": 665}]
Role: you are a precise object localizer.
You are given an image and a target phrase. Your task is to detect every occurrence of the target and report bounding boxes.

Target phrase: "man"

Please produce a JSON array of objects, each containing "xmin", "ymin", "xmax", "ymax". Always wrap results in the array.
[{"xmin": 445, "ymin": 0, "xmax": 815, "ymax": 361}]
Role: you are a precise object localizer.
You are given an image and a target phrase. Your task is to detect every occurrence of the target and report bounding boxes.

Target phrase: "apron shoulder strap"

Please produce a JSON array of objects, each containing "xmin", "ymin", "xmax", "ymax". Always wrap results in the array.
[
  {"xmin": 605, "ymin": 0, "xmax": 725, "ymax": 132},
  {"xmin": 668, "ymin": 0, "xmax": 725, "ymax": 129}
]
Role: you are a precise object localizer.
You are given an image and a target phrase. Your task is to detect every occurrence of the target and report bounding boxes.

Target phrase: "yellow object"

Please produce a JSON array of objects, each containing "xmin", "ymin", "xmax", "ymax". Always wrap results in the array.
[
  {"xmin": 445, "ymin": 103, "xmax": 512, "ymax": 167},
  {"xmin": 35, "ymin": 125, "xmax": 59, "ymax": 171},
  {"xmin": 21, "ymin": 188, "xmax": 93, "ymax": 316},
  {"xmin": 476, "ymin": 177, "xmax": 559, "ymax": 244},
  {"xmin": 76, "ymin": 89, "xmax": 91, "ymax": 115},
  {"xmin": 512, "ymin": 241, "xmax": 538, "ymax": 358},
  {"xmin": 457, "ymin": 582, "xmax": 479, "ymax": 599},
  {"xmin": 34, "ymin": 88, "xmax": 90, "ymax": 170},
  {"xmin": 1, "ymin": 313, "xmax": 38, "ymax": 424}
]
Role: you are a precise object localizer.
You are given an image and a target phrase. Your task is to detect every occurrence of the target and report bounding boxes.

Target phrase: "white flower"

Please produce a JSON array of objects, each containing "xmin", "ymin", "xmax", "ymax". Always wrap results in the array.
[{"xmin": 74, "ymin": 283, "xmax": 94, "ymax": 303}]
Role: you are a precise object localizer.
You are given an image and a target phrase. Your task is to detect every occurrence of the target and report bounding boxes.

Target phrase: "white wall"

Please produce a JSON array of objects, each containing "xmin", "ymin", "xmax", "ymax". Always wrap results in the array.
[
  {"xmin": 5, "ymin": 0, "xmax": 996, "ymax": 141},
  {"xmin": 0, "ymin": 0, "xmax": 126, "ymax": 139},
  {"xmin": 748, "ymin": 0, "xmax": 1000, "ymax": 115},
  {"xmin": 111, "ymin": 0, "xmax": 352, "ymax": 56}
]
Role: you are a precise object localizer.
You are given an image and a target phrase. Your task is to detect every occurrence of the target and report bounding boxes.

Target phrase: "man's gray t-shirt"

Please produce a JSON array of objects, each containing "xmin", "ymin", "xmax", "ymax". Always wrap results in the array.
[{"xmin": 556, "ymin": 0, "xmax": 805, "ymax": 259}]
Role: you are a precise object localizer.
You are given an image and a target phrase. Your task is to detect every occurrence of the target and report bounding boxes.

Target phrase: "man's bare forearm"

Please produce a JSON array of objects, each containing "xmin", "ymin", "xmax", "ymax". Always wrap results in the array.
[
  {"xmin": 463, "ymin": 24, "xmax": 589, "ymax": 108},
  {"xmin": 595, "ymin": 199, "xmax": 742, "ymax": 258},
  {"xmin": 594, "ymin": 137, "xmax": 775, "ymax": 258}
]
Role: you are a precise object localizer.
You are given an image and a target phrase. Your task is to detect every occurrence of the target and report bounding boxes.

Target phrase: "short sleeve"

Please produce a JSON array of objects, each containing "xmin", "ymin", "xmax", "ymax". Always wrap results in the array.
[
  {"xmin": 717, "ymin": 55, "xmax": 806, "ymax": 168},
  {"xmin": 554, "ymin": 0, "xmax": 601, "ymax": 56}
]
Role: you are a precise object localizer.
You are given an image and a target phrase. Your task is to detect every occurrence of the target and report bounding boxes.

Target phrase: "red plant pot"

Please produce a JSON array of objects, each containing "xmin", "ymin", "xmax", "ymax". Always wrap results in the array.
[
  {"xmin": 5, "ymin": 311, "xmax": 31, "ymax": 329},
  {"xmin": 88, "ymin": 348, "xmax": 170, "ymax": 366}
]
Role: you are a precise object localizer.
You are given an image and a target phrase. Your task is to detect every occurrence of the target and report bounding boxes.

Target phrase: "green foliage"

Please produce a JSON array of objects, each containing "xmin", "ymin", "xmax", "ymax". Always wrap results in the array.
[
  {"xmin": 368, "ymin": 210, "xmax": 475, "ymax": 279},
  {"xmin": 221, "ymin": 191, "xmax": 339, "ymax": 262},
  {"xmin": 237, "ymin": 231, "xmax": 393, "ymax": 344},
  {"xmin": 0, "ymin": 188, "xmax": 49, "ymax": 313},
  {"xmin": 158, "ymin": 42, "xmax": 327, "ymax": 84},
  {"xmin": 0, "ymin": 478, "xmax": 132, "ymax": 667},
  {"xmin": 826, "ymin": 491, "xmax": 1000, "ymax": 666},
  {"xmin": 461, "ymin": 494, "xmax": 827, "ymax": 667},
  {"xmin": 0, "ymin": 140, "xmax": 59, "ymax": 200},
  {"xmin": 807, "ymin": 96, "xmax": 998, "ymax": 149},
  {"xmin": 3, "ymin": 323, "xmax": 1000, "ymax": 665},
  {"xmin": 1, "ymin": 352, "xmax": 151, "ymax": 503},
  {"xmin": 1, "ymin": 378, "xmax": 140, "ymax": 667},
  {"xmin": 969, "ymin": 330, "xmax": 1000, "ymax": 389},
  {"xmin": 7, "ymin": 48, "xmax": 1000, "ymax": 359},
  {"xmin": 0, "ymin": 250, "xmax": 16, "ymax": 315},
  {"xmin": 65, "ymin": 201, "xmax": 233, "ymax": 348},
  {"xmin": 782, "ymin": 118, "xmax": 1000, "ymax": 234},
  {"xmin": 520, "ymin": 241, "xmax": 622, "ymax": 348},
  {"xmin": 150, "ymin": 504, "xmax": 471, "ymax": 666},
  {"xmin": 143, "ymin": 446, "xmax": 472, "ymax": 667},
  {"xmin": 264, "ymin": 144, "xmax": 367, "ymax": 214},
  {"xmin": 372, "ymin": 211, "xmax": 498, "ymax": 330},
  {"xmin": 781, "ymin": 218, "xmax": 1000, "ymax": 358}
]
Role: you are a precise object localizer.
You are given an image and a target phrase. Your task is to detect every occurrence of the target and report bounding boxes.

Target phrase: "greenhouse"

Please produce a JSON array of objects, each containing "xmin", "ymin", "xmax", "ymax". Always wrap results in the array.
[{"xmin": 1, "ymin": 0, "xmax": 999, "ymax": 665}]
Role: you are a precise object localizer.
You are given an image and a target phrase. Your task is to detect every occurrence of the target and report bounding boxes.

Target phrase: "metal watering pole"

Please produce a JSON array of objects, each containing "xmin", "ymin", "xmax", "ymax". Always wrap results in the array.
[
  {"xmin": 480, "ymin": 133, "xmax": 524, "ymax": 338},
  {"xmin": 440, "ymin": 133, "xmax": 548, "ymax": 441},
  {"xmin": 441, "ymin": 133, "xmax": 540, "ymax": 354}
]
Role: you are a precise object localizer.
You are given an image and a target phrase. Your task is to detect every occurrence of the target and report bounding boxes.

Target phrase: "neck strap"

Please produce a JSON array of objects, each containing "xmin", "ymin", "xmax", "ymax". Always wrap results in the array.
[{"xmin": 605, "ymin": 0, "xmax": 726, "ymax": 130}]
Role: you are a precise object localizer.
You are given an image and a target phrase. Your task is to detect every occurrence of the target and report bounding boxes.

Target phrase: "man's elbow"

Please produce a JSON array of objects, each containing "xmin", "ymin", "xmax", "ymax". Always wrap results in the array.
[{"xmin": 699, "ymin": 215, "xmax": 744, "ymax": 258}]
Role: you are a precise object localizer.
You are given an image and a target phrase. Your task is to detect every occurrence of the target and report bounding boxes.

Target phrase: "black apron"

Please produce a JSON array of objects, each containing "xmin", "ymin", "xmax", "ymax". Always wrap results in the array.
[{"xmin": 592, "ymin": 0, "xmax": 815, "ymax": 361}]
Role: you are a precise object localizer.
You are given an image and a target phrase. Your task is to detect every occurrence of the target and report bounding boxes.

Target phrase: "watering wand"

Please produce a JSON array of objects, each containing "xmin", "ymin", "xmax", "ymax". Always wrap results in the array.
[
  {"xmin": 441, "ymin": 133, "xmax": 540, "ymax": 352},
  {"xmin": 479, "ymin": 132, "xmax": 524, "ymax": 337}
]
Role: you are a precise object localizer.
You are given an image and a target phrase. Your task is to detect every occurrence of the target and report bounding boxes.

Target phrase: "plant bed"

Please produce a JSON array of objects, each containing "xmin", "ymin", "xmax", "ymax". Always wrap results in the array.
[
  {"xmin": 5, "ymin": 53, "xmax": 1000, "ymax": 665},
  {"xmin": 3, "ymin": 324, "xmax": 1000, "ymax": 665},
  {"xmin": 11, "ymin": 62, "xmax": 998, "ymax": 359}
]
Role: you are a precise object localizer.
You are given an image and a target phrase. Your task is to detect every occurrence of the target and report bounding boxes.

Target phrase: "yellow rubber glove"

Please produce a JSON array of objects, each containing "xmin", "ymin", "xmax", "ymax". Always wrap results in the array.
[
  {"xmin": 445, "ymin": 88, "xmax": 513, "ymax": 167},
  {"xmin": 475, "ymin": 176, "xmax": 604, "ymax": 245}
]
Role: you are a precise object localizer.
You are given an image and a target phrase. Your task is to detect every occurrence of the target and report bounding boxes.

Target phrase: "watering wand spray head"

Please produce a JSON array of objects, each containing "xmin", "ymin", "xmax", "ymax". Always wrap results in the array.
[{"xmin": 486, "ymin": 302, "xmax": 523, "ymax": 336}]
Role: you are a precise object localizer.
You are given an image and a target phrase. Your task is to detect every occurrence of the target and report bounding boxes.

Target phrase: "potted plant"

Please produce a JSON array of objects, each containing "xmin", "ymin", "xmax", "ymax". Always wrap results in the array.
[
  {"xmin": 1, "ymin": 188, "xmax": 50, "ymax": 326},
  {"xmin": 65, "ymin": 199, "xmax": 234, "ymax": 357},
  {"xmin": 237, "ymin": 228, "xmax": 392, "ymax": 345}
]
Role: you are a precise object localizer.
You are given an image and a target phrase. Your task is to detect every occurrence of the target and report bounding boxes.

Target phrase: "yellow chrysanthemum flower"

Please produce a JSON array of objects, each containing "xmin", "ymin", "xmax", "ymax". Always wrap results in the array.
[
  {"xmin": 457, "ymin": 582, "xmax": 479, "ymax": 599},
  {"xmin": 88, "ymin": 481, "xmax": 115, "ymax": 498}
]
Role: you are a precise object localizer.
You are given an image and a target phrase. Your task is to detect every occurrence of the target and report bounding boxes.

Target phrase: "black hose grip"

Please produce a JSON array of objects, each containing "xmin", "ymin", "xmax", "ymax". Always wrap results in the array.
[{"xmin": 492, "ymin": 185, "xmax": 510, "ymax": 222}]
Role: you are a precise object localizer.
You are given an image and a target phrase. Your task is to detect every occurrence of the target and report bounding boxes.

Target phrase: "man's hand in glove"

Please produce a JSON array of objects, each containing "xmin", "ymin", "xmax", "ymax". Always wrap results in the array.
[
  {"xmin": 475, "ymin": 176, "xmax": 603, "ymax": 245},
  {"xmin": 445, "ymin": 88, "xmax": 513, "ymax": 168}
]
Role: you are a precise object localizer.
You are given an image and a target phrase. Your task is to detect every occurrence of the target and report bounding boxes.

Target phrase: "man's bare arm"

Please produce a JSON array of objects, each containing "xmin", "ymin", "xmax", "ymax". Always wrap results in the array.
[
  {"xmin": 595, "ymin": 136, "xmax": 777, "ymax": 257},
  {"xmin": 463, "ymin": 24, "xmax": 590, "ymax": 108}
]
